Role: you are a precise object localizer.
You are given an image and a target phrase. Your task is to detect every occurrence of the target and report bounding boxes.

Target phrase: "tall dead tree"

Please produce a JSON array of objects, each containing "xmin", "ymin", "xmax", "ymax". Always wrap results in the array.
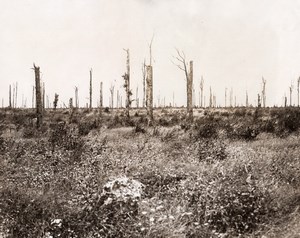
[
  {"xmin": 42, "ymin": 82, "xmax": 45, "ymax": 110},
  {"xmin": 32, "ymin": 86, "xmax": 35, "ymax": 108},
  {"xmin": 297, "ymin": 77, "xmax": 300, "ymax": 107},
  {"xmin": 74, "ymin": 87, "xmax": 79, "ymax": 108},
  {"xmin": 53, "ymin": 93, "xmax": 59, "ymax": 110},
  {"xmin": 262, "ymin": 77, "xmax": 266, "ymax": 107},
  {"xmin": 89, "ymin": 69, "xmax": 93, "ymax": 111},
  {"xmin": 200, "ymin": 76, "xmax": 204, "ymax": 108},
  {"xmin": 230, "ymin": 88, "xmax": 233, "ymax": 107},
  {"xmin": 136, "ymin": 86, "xmax": 139, "ymax": 108},
  {"xmin": 284, "ymin": 95, "xmax": 287, "ymax": 107},
  {"xmin": 9, "ymin": 85, "xmax": 11, "ymax": 108},
  {"xmin": 209, "ymin": 87, "xmax": 212, "ymax": 108},
  {"xmin": 289, "ymin": 83, "xmax": 293, "ymax": 106},
  {"xmin": 173, "ymin": 92, "xmax": 175, "ymax": 107},
  {"xmin": 142, "ymin": 60, "xmax": 146, "ymax": 108},
  {"xmin": 69, "ymin": 98, "xmax": 73, "ymax": 109},
  {"xmin": 46, "ymin": 95, "xmax": 49, "ymax": 109},
  {"xmin": 117, "ymin": 90, "xmax": 120, "ymax": 108},
  {"xmin": 99, "ymin": 82, "xmax": 103, "ymax": 113},
  {"xmin": 15, "ymin": 82, "xmax": 18, "ymax": 108},
  {"xmin": 257, "ymin": 94, "xmax": 261, "ymax": 108},
  {"xmin": 225, "ymin": 88, "xmax": 227, "ymax": 107},
  {"xmin": 109, "ymin": 84, "xmax": 115, "ymax": 109},
  {"xmin": 234, "ymin": 95, "xmax": 237, "ymax": 107},
  {"xmin": 12, "ymin": 84, "xmax": 15, "ymax": 109},
  {"xmin": 246, "ymin": 91, "xmax": 249, "ymax": 107},
  {"xmin": 122, "ymin": 49, "xmax": 131, "ymax": 118},
  {"xmin": 33, "ymin": 64, "xmax": 43, "ymax": 128},
  {"xmin": 146, "ymin": 65, "xmax": 153, "ymax": 123},
  {"xmin": 174, "ymin": 49, "xmax": 193, "ymax": 120}
]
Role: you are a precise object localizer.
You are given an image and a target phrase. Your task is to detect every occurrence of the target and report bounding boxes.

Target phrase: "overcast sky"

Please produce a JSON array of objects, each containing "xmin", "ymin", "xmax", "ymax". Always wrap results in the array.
[{"xmin": 1, "ymin": 0, "xmax": 300, "ymax": 108}]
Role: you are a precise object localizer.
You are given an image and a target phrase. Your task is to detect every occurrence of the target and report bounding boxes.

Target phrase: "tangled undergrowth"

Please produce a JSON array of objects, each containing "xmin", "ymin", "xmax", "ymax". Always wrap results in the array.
[{"xmin": 0, "ymin": 108, "xmax": 299, "ymax": 237}]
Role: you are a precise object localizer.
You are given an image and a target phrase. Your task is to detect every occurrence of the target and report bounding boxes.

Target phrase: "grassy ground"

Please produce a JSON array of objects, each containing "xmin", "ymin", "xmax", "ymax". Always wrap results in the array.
[{"xmin": 0, "ymin": 107, "xmax": 299, "ymax": 237}]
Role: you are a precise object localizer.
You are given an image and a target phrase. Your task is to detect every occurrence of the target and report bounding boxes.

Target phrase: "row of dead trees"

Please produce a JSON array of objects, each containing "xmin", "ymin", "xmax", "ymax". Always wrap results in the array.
[{"xmin": 7, "ymin": 48, "xmax": 300, "ymax": 128}]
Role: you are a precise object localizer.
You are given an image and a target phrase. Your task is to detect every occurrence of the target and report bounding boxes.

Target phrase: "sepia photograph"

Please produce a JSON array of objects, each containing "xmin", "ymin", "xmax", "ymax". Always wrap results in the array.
[{"xmin": 0, "ymin": 0, "xmax": 300, "ymax": 237}]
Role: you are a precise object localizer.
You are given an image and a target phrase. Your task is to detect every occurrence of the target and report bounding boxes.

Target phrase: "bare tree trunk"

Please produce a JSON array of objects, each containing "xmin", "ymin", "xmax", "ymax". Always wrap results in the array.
[
  {"xmin": 9, "ymin": 85, "xmax": 11, "ymax": 108},
  {"xmin": 33, "ymin": 64, "xmax": 43, "ymax": 128},
  {"xmin": 123, "ymin": 49, "xmax": 131, "ymax": 118},
  {"xmin": 142, "ymin": 60, "xmax": 146, "ymax": 108},
  {"xmin": 284, "ymin": 96, "xmax": 287, "ymax": 107},
  {"xmin": 173, "ymin": 92, "xmax": 175, "ymax": 108},
  {"xmin": 262, "ymin": 77, "xmax": 266, "ymax": 107},
  {"xmin": 42, "ymin": 82, "xmax": 45, "ymax": 111},
  {"xmin": 89, "ymin": 69, "xmax": 92, "ymax": 111},
  {"xmin": 230, "ymin": 88, "xmax": 233, "ymax": 107},
  {"xmin": 200, "ymin": 76, "xmax": 204, "ymax": 108},
  {"xmin": 234, "ymin": 95, "xmax": 236, "ymax": 107},
  {"xmin": 47, "ymin": 95, "xmax": 49, "ymax": 109},
  {"xmin": 136, "ymin": 86, "xmax": 139, "ymax": 108},
  {"xmin": 32, "ymin": 86, "xmax": 35, "ymax": 109},
  {"xmin": 75, "ymin": 86, "xmax": 79, "ymax": 108},
  {"xmin": 246, "ymin": 91, "xmax": 249, "ymax": 107},
  {"xmin": 15, "ymin": 82, "xmax": 18, "ymax": 108},
  {"xmin": 187, "ymin": 61, "xmax": 193, "ymax": 120},
  {"xmin": 146, "ymin": 65, "xmax": 153, "ymax": 124},
  {"xmin": 290, "ymin": 84, "xmax": 293, "ymax": 106},
  {"xmin": 12, "ymin": 84, "xmax": 15, "ymax": 109},
  {"xmin": 117, "ymin": 90, "xmax": 119, "ymax": 109},
  {"xmin": 257, "ymin": 94, "xmax": 261, "ymax": 108},
  {"xmin": 297, "ymin": 77, "xmax": 300, "ymax": 107},
  {"xmin": 110, "ymin": 85, "xmax": 114, "ymax": 110},
  {"xmin": 100, "ymin": 82, "xmax": 103, "ymax": 114},
  {"xmin": 209, "ymin": 87, "xmax": 212, "ymax": 108},
  {"xmin": 225, "ymin": 88, "xmax": 227, "ymax": 107}
]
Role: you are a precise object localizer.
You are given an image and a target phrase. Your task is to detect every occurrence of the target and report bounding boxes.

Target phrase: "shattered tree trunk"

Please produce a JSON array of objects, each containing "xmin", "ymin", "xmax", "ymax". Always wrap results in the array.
[
  {"xmin": 123, "ymin": 49, "xmax": 131, "ymax": 118},
  {"xmin": 32, "ymin": 86, "xmax": 35, "ymax": 109},
  {"xmin": 209, "ymin": 87, "xmax": 212, "ymax": 108},
  {"xmin": 142, "ymin": 61, "xmax": 146, "ymax": 108},
  {"xmin": 75, "ymin": 87, "xmax": 79, "ymax": 108},
  {"xmin": 89, "ymin": 69, "xmax": 92, "ymax": 111},
  {"xmin": 257, "ymin": 94, "xmax": 261, "ymax": 108},
  {"xmin": 146, "ymin": 65, "xmax": 153, "ymax": 124},
  {"xmin": 200, "ymin": 77, "xmax": 204, "ymax": 108},
  {"xmin": 262, "ymin": 78, "xmax": 266, "ymax": 107},
  {"xmin": 33, "ymin": 64, "xmax": 43, "ymax": 128},
  {"xmin": 246, "ymin": 91, "xmax": 249, "ymax": 107},
  {"xmin": 297, "ymin": 77, "xmax": 300, "ymax": 107},
  {"xmin": 9, "ymin": 85, "xmax": 11, "ymax": 108},
  {"xmin": 187, "ymin": 61, "xmax": 193, "ymax": 120},
  {"xmin": 42, "ymin": 82, "xmax": 45, "ymax": 111},
  {"xmin": 100, "ymin": 82, "xmax": 103, "ymax": 114},
  {"xmin": 15, "ymin": 82, "xmax": 18, "ymax": 108},
  {"xmin": 12, "ymin": 84, "xmax": 15, "ymax": 109}
]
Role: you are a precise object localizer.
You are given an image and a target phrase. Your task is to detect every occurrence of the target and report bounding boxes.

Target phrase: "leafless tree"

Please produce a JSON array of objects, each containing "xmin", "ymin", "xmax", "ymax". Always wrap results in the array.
[
  {"xmin": 297, "ymin": 77, "xmax": 300, "ymax": 107},
  {"xmin": 173, "ymin": 48, "xmax": 193, "ymax": 121},
  {"xmin": 89, "ymin": 68, "xmax": 93, "ymax": 111},
  {"xmin": 200, "ymin": 76, "xmax": 204, "ymax": 108},
  {"xmin": 33, "ymin": 64, "xmax": 43, "ymax": 128},
  {"xmin": 262, "ymin": 77, "xmax": 266, "ymax": 107},
  {"xmin": 289, "ymin": 82, "xmax": 293, "ymax": 106},
  {"xmin": 109, "ymin": 84, "xmax": 115, "ymax": 109},
  {"xmin": 122, "ymin": 49, "xmax": 132, "ymax": 118},
  {"xmin": 9, "ymin": 85, "xmax": 11, "ymax": 108}
]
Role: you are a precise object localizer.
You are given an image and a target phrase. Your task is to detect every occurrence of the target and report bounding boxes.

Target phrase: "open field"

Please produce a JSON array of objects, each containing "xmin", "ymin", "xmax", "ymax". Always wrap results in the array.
[{"xmin": 0, "ymin": 107, "xmax": 300, "ymax": 237}]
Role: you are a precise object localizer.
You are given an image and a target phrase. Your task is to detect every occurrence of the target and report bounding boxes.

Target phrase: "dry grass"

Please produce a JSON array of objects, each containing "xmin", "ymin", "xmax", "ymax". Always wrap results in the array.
[{"xmin": 0, "ymin": 108, "xmax": 299, "ymax": 237}]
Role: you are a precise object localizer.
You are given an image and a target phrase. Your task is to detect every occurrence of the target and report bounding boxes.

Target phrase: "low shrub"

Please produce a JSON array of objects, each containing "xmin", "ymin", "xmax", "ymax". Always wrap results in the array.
[{"xmin": 196, "ymin": 139, "xmax": 227, "ymax": 162}]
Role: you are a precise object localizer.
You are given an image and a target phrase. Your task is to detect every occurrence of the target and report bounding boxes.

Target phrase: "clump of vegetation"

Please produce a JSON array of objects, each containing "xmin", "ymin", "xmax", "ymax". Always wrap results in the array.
[{"xmin": 196, "ymin": 139, "xmax": 227, "ymax": 161}]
